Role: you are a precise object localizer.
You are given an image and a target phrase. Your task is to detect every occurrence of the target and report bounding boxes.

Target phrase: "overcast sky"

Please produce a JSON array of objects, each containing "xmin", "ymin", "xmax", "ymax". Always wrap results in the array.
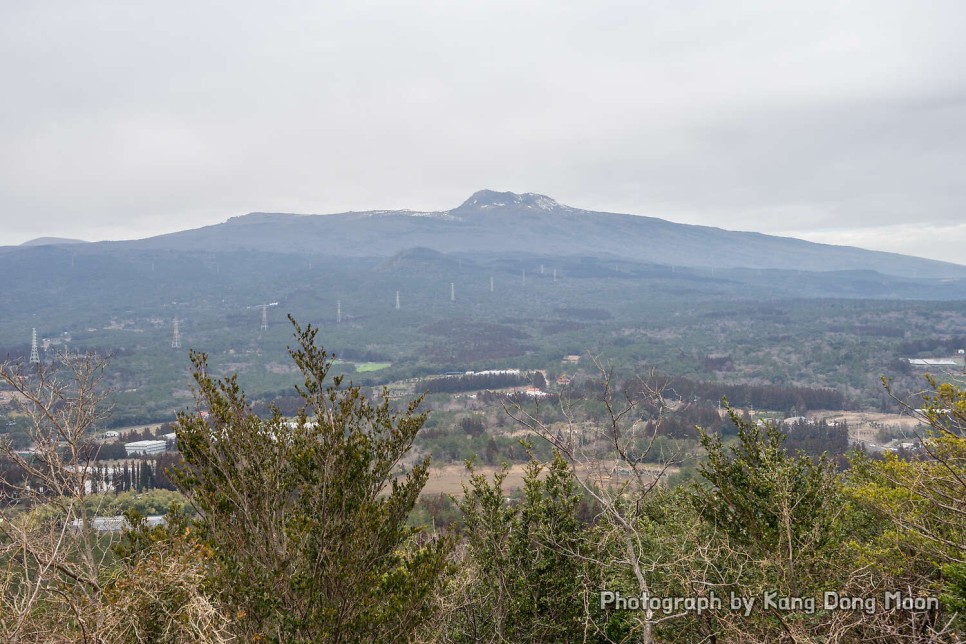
[{"xmin": 1, "ymin": 1, "xmax": 964, "ymax": 264}]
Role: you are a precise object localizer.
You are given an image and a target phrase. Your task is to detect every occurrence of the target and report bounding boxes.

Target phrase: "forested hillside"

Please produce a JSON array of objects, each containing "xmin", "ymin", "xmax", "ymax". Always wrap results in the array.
[{"xmin": 1, "ymin": 324, "xmax": 962, "ymax": 641}]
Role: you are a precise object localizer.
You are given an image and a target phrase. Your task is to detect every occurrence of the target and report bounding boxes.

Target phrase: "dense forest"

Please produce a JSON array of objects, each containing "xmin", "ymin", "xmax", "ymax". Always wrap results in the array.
[{"xmin": 420, "ymin": 371, "xmax": 541, "ymax": 394}]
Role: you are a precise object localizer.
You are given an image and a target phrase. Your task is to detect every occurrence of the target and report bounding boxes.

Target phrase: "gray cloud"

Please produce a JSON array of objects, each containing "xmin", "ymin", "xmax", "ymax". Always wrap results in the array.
[{"xmin": 1, "ymin": 0, "xmax": 964, "ymax": 264}]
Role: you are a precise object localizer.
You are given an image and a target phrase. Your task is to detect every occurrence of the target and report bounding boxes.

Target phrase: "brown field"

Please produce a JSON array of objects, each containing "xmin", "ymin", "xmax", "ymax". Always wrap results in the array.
[
  {"xmin": 421, "ymin": 461, "xmax": 678, "ymax": 497},
  {"xmin": 811, "ymin": 410, "xmax": 925, "ymax": 443},
  {"xmin": 421, "ymin": 463, "xmax": 529, "ymax": 496},
  {"xmin": 0, "ymin": 390, "xmax": 28, "ymax": 404}
]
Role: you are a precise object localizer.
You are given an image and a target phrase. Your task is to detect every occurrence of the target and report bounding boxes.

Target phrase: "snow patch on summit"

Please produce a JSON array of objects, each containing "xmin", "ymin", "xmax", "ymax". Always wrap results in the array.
[{"xmin": 457, "ymin": 190, "xmax": 574, "ymax": 213}]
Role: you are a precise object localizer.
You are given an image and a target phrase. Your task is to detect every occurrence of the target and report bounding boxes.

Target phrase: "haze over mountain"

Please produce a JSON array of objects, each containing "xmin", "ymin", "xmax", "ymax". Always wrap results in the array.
[
  {"xmin": 2, "ymin": 188, "xmax": 963, "ymax": 427},
  {"xmin": 110, "ymin": 190, "xmax": 964, "ymax": 279},
  {"xmin": 1, "ymin": 189, "xmax": 964, "ymax": 345}
]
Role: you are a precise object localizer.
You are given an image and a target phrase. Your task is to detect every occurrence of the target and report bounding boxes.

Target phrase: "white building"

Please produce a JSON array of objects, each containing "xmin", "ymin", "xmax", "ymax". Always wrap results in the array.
[
  {"xmin": 123, "ymin": 440, "xmax": 167, "ymax": 456},
  {"xmin": 908, "ymin": 359, "xmax": 958, "ymax": 367},
  {"xmin": 523, "ymin": 387, "xmax": 549, "ymax": 398},
  {"xmin": 464, "ymin": 369, "xmax": 521, "ymax": 376},
  {"xmin": 70, "ymin": 515, "xmax": 166, "ymax": 532}
]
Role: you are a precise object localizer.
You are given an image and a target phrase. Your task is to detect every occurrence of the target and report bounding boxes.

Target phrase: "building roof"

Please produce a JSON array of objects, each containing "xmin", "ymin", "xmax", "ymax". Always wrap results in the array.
[
  {"xmin": 908, "ymin": 358, "xmax": 958, "ymax": 366},
  {"xmin": 124, "ymin": 439, "xmax": 167, "ymax": 448}
]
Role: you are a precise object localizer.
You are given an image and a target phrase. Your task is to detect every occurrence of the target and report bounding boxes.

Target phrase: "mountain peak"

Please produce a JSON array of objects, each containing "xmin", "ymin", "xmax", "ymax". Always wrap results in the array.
[{"xmin": 455, "ymin": 190, "xmax": 563, "ymax": 213}]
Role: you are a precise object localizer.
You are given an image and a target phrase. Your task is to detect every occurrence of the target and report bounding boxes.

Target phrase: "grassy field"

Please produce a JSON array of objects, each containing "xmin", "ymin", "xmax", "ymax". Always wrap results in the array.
[{"xmin": 355, "ymin": 362, "xmax": 392, "ymax": 373}]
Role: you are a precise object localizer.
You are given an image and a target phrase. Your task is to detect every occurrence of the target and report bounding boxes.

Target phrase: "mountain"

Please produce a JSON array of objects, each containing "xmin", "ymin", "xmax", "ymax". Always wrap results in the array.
[
  {"xmin": 2, "ymin": 190, "xmax": 963, "ymax": 428},
  {"xmin": 115, "ymin": 189, "xmax": 963, "ymax": 279},
  {"xmin": 1, "ymin": 190, "xmax": 964, "ymax": 349}
]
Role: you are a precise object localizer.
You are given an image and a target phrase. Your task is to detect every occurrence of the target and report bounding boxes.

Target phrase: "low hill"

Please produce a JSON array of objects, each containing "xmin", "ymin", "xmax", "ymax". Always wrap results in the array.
[{"xmin": 20, "ymin": 237, "xmax": 88, "ymax": 246}]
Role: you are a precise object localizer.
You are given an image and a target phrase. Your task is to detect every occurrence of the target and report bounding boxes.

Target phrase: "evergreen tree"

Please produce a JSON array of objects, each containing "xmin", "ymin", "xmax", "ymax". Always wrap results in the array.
[
  {"xmin": 171, "ymin": 317, "xmax": 450, "ymax": 641},
  {"xmin": 447, "ymin": 452, "xmax": 592, "ymax": 642}
]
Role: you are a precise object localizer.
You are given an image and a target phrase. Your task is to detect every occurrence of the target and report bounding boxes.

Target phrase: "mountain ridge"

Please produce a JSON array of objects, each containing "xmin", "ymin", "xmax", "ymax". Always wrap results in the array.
[
  {"xmin": 135, "ymin": 190, "xmax": 964, "ymax": 279},
  {"xmin": 5, "ymin": 191, "xmax": 964, "ymax": 279}
]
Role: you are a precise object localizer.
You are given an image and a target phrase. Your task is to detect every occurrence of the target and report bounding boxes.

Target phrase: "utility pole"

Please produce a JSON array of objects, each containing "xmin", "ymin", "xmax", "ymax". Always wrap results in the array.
[{"xmin": 395, "ymin": 290, "xmax": 400, "ymax": 310}]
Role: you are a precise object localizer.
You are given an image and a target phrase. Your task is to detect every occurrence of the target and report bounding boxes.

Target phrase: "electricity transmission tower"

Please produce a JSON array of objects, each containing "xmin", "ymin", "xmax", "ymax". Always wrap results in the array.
[
  {"xmin": 171, "ymin": 318, "xmax": 181, "ymax": 349},
  {"xmin": 29, "ymin": 328, "xmax": 40, "ymax": 364},
  {"xmin": 248, "ymin": 302, "xmax": 279, "ymax": 331}
]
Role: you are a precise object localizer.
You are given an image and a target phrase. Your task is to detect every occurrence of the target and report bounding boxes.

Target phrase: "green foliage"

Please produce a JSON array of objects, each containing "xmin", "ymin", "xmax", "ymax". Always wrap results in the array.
[
  {"xmin": 942, "ymin": 564, "xmax": 966, "ymax": 618},
  {"xmin": 446, "ymin": 451, "xmax": 593, "ymax": 642},
  {"xmin": 409, "ymin": 492, "xmax": 463, "ymax": 531},
  {"xmin": 848, "ymin": 374, "xmax": 966, "ymax": 633},
  {"xmin": 697, "ymin": 403, "xmax": 843, "ymax": 575},
  {"xmin": 692, "ymin": 403, "xmax": 858, "ymax": 638},
  {"xmin": 170, "ymin": 318, "xmax": 451, "ymax": 642}
]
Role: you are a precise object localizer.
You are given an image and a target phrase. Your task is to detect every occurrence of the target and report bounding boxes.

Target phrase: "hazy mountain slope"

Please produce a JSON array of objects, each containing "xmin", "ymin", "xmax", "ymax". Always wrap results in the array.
[
  {"xmin": 20, "ymin": 237, "xmax": 89, "ymax": 246},
  {"xmin": 114, "ymin": 190, "xmax": 964, "ymax": 279}
]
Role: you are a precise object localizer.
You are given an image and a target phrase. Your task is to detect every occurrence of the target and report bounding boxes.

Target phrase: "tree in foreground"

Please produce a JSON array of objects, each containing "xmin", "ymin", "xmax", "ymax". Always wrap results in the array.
[
  {"xmin": 691, "ymin": 397, "xmax": 961, "ymax": 641},
  {"xmin": 693, "ymin": 404, "xmax": 857, "ymax": 640},
  {"xmin": 0, "ymin": 351, "xmax": 219, "ymax": 642},
  {"xmin": 0, "ymin": 352, "xmax": 108, "ymax": 640},
  {"xmin": 436, "ymin": 451, "xmax": 592, "ymax": 642},
  {"xmin": 849, "ymin": 373, "xmax": 966, "ymax": 638},
  {"xmin": 503, "ymin": 361, "xmax": 686, "ymax": 642},
  {"xmin": 171, "ymin": 317, "xmax": 450, "ymax": 641}
]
